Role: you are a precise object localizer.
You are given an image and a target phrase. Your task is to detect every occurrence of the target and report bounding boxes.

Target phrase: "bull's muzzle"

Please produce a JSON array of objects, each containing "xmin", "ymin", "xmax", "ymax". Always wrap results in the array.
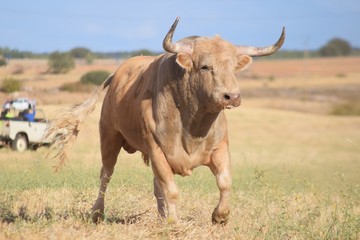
[{"xmin": 222, "ymin": 93, "xmax": 241, "ymax": 109}]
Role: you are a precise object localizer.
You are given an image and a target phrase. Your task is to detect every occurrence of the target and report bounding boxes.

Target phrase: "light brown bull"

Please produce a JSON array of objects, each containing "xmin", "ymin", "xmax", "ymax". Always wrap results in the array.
[{"xmin": 46, "ymin": 17, "xmax": 285, "ymax": 224}]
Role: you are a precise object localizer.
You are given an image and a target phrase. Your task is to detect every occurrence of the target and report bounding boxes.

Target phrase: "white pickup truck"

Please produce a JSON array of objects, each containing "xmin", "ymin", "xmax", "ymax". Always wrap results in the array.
[{"xmin": 0, "ymin": 109, "xmax": 53, "ymax": 151}]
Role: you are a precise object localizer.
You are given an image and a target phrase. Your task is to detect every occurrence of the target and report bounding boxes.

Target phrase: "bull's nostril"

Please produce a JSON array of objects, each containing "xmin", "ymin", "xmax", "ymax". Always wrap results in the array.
[
  {"xmin": 224, "ymin": 93, "xmax": 240, "ymax": 101},
  {"xmin": 224, "ymin": 94, "xmax": 231, "ymax": 100}
]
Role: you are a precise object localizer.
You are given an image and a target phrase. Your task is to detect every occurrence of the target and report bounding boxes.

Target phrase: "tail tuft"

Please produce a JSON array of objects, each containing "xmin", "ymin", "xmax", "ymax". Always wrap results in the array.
[{"xmin": 43, "ymin": 74, "xmax": 114, "ymax": 171}]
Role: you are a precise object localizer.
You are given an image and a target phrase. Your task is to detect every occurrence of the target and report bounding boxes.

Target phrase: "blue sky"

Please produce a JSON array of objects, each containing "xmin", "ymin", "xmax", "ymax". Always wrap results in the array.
[{"xmin": 1, "ymin": 0, "xmax": 359, "ymax": 53}]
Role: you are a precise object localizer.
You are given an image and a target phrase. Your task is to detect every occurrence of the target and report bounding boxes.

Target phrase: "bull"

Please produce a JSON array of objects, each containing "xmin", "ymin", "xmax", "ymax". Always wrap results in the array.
[{"xmin": 46, "ymin": 17, "xmax": 285, "ymax": 224}]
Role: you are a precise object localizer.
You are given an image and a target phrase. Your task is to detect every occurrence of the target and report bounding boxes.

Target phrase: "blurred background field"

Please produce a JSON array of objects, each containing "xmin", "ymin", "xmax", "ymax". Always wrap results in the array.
[
  {"xmin": 0, "ymin": 56, "xmax": 360, "ymax": 239},
  {"xmin": 1, "ymin": 56, "xmax": 360, "ymax": 114}
]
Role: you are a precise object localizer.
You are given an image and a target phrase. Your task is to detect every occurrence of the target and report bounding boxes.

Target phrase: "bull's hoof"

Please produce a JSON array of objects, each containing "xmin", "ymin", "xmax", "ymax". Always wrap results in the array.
[
  {"xmin": 91, "ymin": 208, "xmax": 104, "ymax": 224},
  {"xmin": 211, "ymin": 208, "xmax": 229, "ymax": 225},
  {"xmin": 167, "ymin": 216, "xmax": 179, "ymax": 225}
]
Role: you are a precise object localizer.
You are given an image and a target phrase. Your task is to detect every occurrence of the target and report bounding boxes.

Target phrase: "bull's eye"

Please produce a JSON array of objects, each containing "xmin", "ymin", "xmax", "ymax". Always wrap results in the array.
[{"xmin": 200, "ymin": 65, "xmax": 211, "ymax": 71}]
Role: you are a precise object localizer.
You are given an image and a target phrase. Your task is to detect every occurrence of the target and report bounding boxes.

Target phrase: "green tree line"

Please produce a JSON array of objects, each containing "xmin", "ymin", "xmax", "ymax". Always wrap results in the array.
[
  {"xmin": 1, "ymin": 38, "xmax": 360, "ymax": 71},
  {"xmin": 1, "ymin": 38, "xmax": 359, "ymax": 61},
  {"xmin": 0, "ymin": 47, "xmax": 161, "ymax": 60}
]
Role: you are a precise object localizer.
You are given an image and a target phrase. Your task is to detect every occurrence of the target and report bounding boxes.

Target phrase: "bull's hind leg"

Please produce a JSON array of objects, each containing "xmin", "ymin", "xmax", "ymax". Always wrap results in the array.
[
  {"xmin": 91, "ymin": 129, "xmax": 124, "ymax": 223},
  {"xmin": 208, "ymin": 141, "xmax": 232, "ymax": 225}
]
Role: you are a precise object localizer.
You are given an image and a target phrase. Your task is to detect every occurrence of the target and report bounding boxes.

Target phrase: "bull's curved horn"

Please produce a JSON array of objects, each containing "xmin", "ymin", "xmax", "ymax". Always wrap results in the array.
[
  {"xmin": 236, "ymin": 27, "xmax": 285, "ymax": 57},
  {"xmin": 163, "ymin": 17, "xmax": 193, "ymax": 54}
]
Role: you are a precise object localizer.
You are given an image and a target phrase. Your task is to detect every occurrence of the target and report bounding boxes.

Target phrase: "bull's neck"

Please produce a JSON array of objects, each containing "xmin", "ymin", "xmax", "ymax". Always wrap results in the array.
[
  {"xmin": 157, "ymin": 53, "xmax": 220, "ymax": 139},
  {"xmin": 171, "ymin": 84, "xmax": 220, "ymax": 139},
  {"xmin": 186, "ymin": 109, "xmax": 220, "ymax": 139}
]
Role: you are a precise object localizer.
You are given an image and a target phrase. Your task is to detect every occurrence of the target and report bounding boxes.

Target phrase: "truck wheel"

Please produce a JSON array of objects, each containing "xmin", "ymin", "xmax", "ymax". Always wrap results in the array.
[{"xmin": 12, "ymin": 134, "xmax": 28, "ymax": 152}]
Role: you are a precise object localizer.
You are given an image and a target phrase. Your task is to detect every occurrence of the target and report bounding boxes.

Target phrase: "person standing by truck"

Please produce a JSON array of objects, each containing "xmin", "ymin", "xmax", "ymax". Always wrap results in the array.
[
  {"xmin": 1, "ymin": 109, "xmax": 14, "ymax": 118},
  {"xmin": 1, "ymin": 102, "xmax": 14, "ymax": 119}
]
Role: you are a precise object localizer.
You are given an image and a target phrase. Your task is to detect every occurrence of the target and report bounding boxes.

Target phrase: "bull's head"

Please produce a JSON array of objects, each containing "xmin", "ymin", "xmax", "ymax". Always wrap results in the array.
[{"xmin": 163, "ymin": 17, "xmax": 285, "ymax": 112}]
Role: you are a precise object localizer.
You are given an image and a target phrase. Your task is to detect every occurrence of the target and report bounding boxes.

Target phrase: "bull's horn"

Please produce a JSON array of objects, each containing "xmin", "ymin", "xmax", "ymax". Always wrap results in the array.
[
  {"xmin": 236, "ymin": 27, "xmax": 285, "ymax": 57},
  {"xmin": 163, "ymin": 17, "xmax": 193, "ymax": 54}
]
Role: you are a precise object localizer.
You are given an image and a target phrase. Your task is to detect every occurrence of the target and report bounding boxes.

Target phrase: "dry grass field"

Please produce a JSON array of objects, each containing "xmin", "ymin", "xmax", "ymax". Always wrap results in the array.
[{"xmin": 0, "ymin": 57, "xmax": 359, "ymax": 239}]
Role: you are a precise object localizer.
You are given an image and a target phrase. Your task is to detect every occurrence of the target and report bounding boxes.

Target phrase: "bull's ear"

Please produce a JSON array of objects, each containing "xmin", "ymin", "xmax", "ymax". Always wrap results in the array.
[
  {"xmin": 236, "ymin": 55, "xmax": 252, "ymax": 72},
  {"xmin": 176, "ymin": 53, "xmax": 193, "ymax": 70}
]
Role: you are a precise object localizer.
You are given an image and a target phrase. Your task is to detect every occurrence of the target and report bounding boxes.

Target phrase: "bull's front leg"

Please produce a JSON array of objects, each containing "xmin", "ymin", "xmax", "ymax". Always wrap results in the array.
[
  {"xmin": 151, "ymin": 151, "xmax": 179, "ymax": 224},
  {"xmin": 153, "ymin": 176, "xmax": 166, "ymax": 218},
  {"xmin": 208, "ymin": 141, "xmax": 232, "ymax": 225}
]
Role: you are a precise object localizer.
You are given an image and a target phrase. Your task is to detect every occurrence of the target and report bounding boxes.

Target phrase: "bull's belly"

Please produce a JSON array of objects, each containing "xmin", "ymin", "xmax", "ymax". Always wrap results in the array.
[
  {"xmin": 110, "ymin": 100, "xmax": 149, "ymax": 154},
  {"xmin": 118, "ymin": 127, "xmax": 148, "ymax": 154}
]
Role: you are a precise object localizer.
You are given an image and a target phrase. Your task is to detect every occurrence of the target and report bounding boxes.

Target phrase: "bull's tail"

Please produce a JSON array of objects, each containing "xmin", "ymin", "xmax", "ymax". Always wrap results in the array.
[{"xmin": 43, "ymin": 73, "xmax": 114, "ymax": 171}]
